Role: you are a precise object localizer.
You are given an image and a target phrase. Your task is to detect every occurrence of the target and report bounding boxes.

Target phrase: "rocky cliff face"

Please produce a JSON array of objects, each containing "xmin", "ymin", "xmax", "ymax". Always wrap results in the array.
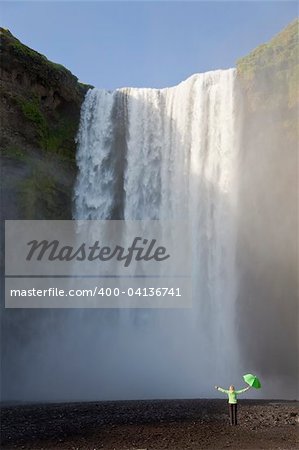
[
  {"xmin": 236, "ymin": 19, "xmax": 298, "ymax": 394},
  {"xmin": 0, "ymin": 28, "xmax": 91, "ymax": 219},
  {"xmin": 0, "ymin": 30, "xmax": 92, "ymax": 400}
]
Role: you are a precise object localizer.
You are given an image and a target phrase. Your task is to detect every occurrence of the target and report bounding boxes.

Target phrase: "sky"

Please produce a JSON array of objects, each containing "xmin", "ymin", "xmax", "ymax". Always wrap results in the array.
[{"xmin": 1, "ymin": 1, "xmax": 298, "ymax": 89}]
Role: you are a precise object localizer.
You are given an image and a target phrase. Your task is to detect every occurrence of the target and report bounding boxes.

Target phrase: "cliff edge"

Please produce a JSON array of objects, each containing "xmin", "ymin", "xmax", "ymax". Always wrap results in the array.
[{"xmin": 0, "ymin": 27, "xmax": 92, "ymax": 219}]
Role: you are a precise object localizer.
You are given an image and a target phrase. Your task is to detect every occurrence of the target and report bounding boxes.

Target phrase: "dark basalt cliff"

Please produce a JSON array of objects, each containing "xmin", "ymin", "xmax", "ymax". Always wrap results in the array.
[{"xmin": 0, "ymin": 27, "xmax": 92, "ymax": 219}]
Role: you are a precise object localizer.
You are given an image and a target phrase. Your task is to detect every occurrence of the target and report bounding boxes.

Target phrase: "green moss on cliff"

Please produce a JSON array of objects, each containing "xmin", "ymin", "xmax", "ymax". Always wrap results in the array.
[
  {"xmin": 15, "ymin": 96, "xmax": 76, "ymax": 162},
  {"xmin": 237, "ymin": 19, "xmax": 299, "ymax": 111},
  {"xmin": 237, "ymin": 20, "xmax": 298, "ymax": 77},
  {"xmin": 0, "ymin": 26, "xmax": 91, "ymax": 166},
  {"xmin": 19, "ymin": 160, "xmax": 73, "ymax": 219},
  {"xmin": 2, "ymin": 145, "xmax": 26, "ymax": 161},
  {"xmin": 0, "ymin": 28, "xmax": 89, "ymax": 219},
  {"xmin": 21, "ymin": 171, "xmax": 56, "ymax": 218},
  {"xmin": 20, "ymin": 98, "xmax": 48, "ymax": 138},
  {"xmin": 43, "ymin": 119, "xmax": 77, "ymax": 162}
]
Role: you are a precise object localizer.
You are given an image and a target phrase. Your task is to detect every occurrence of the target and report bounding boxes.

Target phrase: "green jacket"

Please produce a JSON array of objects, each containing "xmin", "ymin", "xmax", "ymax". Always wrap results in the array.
[{"xmin": 217, "ymin": 386, "xmax": 250, "ymax": 404}]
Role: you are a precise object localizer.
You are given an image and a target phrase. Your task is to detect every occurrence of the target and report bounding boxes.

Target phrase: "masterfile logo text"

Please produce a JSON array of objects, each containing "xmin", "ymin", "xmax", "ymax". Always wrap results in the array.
[{"xmin": 5, "ymin": 220, "xmax": 192, "ymax": 308}]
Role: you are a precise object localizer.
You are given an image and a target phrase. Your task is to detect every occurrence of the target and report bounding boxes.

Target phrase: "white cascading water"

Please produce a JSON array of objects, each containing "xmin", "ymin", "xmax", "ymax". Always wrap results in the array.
[{"xmin": 74, "ymin": 69, "xmax": 241, "ymax": 399}]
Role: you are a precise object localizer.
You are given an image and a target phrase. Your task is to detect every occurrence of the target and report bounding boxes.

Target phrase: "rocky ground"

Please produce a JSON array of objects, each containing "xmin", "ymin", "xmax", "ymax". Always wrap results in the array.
[{"xmin": 1, "ymin": 399, "xmax": 298, "ymax": 449}]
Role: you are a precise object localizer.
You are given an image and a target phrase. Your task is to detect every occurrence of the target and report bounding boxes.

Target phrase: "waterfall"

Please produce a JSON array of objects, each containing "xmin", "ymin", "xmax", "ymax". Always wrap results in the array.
[{"xmin": 74, "ymin": 69, "xmax": 241, "ymax": 398}]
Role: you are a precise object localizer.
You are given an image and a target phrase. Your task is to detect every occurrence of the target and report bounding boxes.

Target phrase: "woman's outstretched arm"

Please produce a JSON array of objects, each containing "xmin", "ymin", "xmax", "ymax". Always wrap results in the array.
[
  {"xmin": 235, "ymin": 386, "xmax": 251, "ymax": 394},
  {"xmin": 215, "ymin": 385, "xmax": 229, "ymax": 393}
]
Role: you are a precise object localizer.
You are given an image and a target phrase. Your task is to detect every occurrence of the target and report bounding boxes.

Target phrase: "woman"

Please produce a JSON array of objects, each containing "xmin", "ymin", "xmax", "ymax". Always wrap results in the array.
[{"xmin": 215, "ymin": 384, "xmax": 251, "ymax": 425}]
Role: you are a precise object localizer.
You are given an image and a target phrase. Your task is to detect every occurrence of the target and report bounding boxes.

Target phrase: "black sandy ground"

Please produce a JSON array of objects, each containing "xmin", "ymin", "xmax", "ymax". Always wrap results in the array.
[{"xmin": 1, "ymin": 399, "xmax": 298, "ymax": 449}]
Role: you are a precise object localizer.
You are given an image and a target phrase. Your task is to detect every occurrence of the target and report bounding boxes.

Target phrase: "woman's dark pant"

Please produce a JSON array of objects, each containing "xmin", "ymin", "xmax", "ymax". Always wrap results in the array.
[{"xmin": 229, "ymin": 403, "xmax": 237, "ymax": 425}]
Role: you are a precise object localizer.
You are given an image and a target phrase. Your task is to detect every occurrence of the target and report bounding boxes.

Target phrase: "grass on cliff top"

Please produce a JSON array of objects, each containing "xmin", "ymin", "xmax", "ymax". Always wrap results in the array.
[
  {"xmin": 237, "ymin": 19, "xmax": 299, "ymax": 80},
  {"xmin": 11, "ymin": 40, "xmax": 67, "ymax": 73},
  {"xmin": 237, "ymin": 19, "xmax": 299, "ymax": 111},
  {"xmin": 0, "ymin": 27, "xmax": 76, "ymax": 79}
]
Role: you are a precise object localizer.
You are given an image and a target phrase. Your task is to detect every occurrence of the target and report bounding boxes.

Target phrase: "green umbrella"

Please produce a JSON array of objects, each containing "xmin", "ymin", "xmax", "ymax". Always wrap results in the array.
[{"xmin": 243, "ymin": 373, "xmax": 261, "ymax": 389}]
